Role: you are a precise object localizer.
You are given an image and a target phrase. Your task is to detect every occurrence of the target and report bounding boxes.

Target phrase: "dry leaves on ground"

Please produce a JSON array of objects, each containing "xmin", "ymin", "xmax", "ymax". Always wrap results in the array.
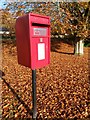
[{"xmin": 1, "ymin": 40, "xmax": 90, "ymax": 120}]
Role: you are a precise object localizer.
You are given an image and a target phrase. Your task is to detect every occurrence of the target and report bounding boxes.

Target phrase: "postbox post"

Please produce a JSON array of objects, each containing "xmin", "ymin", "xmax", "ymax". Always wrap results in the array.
[{"xmin": 32, "ymin": 70, "xmax": 37, "ymax": 119}]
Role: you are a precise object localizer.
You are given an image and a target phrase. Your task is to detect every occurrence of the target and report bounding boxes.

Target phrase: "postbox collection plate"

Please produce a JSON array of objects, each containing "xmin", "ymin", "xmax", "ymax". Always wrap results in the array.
[{"xmin": 33, "ymin": 28, "xmax": 47, "ymax": 36}]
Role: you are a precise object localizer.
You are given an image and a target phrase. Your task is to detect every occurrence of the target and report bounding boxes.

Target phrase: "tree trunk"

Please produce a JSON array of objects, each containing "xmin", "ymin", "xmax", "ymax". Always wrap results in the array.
[
  {"xmin": 74, "ymin": 41, "xmax": 79, "ymax": 55},
  {"xmin": 79, "ymin": 40, "xmax": 84, "ymax": 55},
  {"xmin": 74, "ymin": 40, "xmax": 84, "ymax": 55}
]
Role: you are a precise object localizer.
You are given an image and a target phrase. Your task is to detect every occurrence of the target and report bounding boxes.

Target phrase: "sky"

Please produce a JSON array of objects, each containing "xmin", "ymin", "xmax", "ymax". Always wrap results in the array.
[
  {"xmin": 0, "ymin": 0, "xmax": 88, "ymax": 9},
  {"xmin": 0, "ymin": 0, "xmax": 17, "ymax": 9},
  {"xmin": 0, "ymin": 0, "xmax": 7, "ymax": 9},
  {"xmin": 0, "ymin": 0, "xmax": 5, "ymax": 9}
]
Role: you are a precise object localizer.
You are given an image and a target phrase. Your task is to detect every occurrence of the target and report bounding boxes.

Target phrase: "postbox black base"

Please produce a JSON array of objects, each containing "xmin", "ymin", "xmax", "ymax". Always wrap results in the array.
[{"xmin": 32, "ymin": 70, "xmax": 37, "ymax": 120}]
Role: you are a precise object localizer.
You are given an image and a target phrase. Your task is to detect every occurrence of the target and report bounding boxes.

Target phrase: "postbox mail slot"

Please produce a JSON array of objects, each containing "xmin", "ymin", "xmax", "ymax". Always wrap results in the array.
[{"xmin": 32, "ymin": 22, "xmax": 50, "ymax": 27}]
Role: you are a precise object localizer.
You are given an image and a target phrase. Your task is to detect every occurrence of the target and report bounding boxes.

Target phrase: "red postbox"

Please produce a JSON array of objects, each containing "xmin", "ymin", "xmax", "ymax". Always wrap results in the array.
[{"xmin": 15, "ymin": 13, "xmax": 50, "ymax": 69}]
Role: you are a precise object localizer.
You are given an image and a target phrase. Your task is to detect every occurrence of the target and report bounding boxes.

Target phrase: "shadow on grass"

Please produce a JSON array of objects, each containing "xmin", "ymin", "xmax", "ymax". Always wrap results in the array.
[
  {"xmin": 2, "ymin": 38, "xmax": 16, "ymax": 46},
  {"xmin": 57, "ymin": 51, "xmax": 74, "ymax": 55},
  {"xmin": 0, "ymin": 70, "xmax": 32, "ymax": 117},
  {"xmin": 1, "ymin": 70, "xmax": 90, "ymax": 120},
  {"xmin": 51, "ymin": 38, "xmax": 74, "ymax": 55},
  {"xmin": 51, "ymin": 38, "xmax": 62, "ymax": 52}
]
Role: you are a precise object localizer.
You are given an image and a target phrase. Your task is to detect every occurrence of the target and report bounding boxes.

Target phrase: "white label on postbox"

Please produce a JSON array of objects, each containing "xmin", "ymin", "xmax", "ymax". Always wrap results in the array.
[
  {"xmin": 34, "ymin": 28, "xmax": 47, "ymax": 36},
  {"xmin": 38, "ymin": 43, "xmax": 45, "ymax": 60}
]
